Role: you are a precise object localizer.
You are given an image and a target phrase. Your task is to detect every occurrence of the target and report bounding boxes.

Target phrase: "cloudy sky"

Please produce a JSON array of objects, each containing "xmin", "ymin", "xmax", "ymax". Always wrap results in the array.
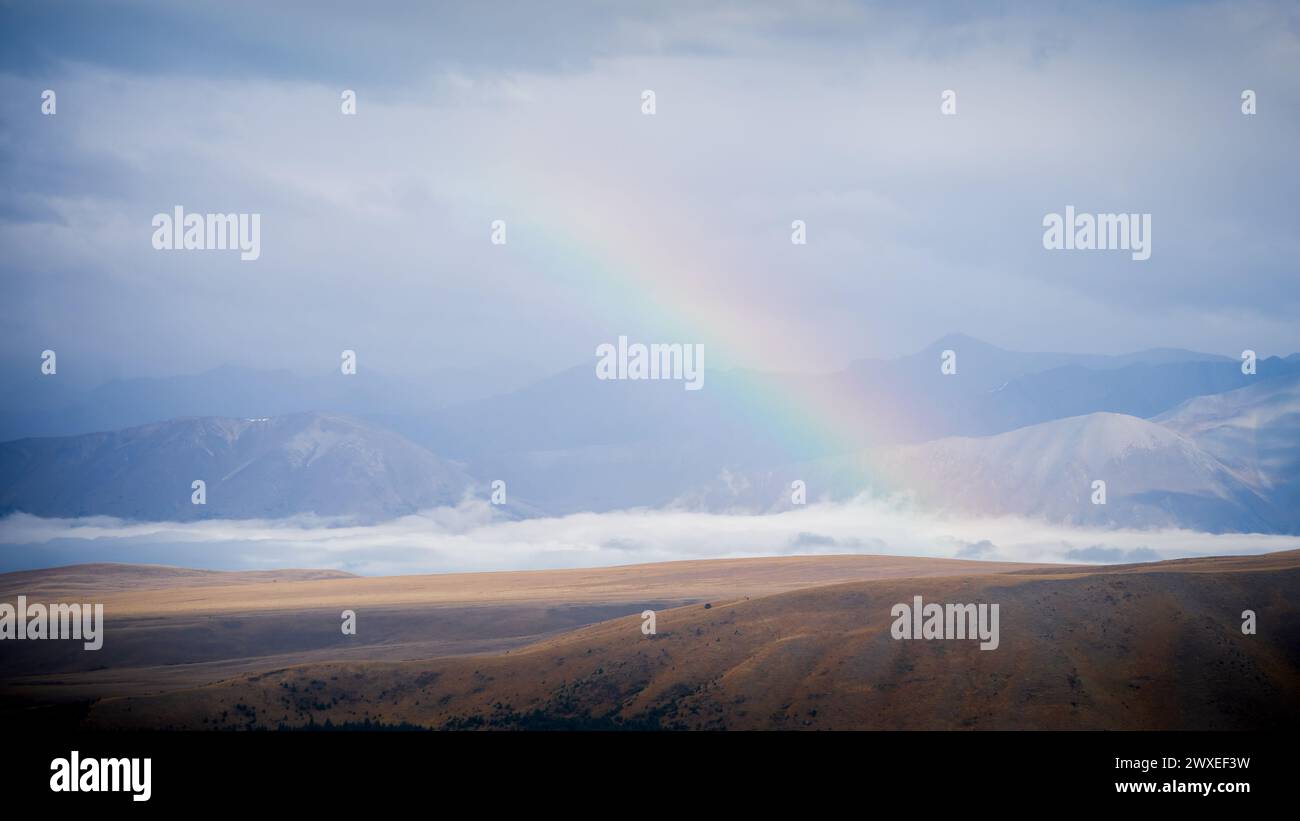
[{"xmin": 2, "ymin": 0, "xmax": 1298, "ymax": 387}]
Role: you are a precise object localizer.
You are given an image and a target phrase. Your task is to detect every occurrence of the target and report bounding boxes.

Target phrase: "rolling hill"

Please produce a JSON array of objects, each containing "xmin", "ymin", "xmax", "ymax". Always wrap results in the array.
[
  {"xmin": 0, "ymin": 555, "xmax": 1049, "ymax": 711},
  {"xmin": 76, "ymin": 549, "xmax": 1300, "ymax": 731}
]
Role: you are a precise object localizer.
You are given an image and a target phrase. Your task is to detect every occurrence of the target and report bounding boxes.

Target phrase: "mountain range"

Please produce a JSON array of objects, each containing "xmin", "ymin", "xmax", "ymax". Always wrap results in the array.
[
  {"xmin": 0, "ymin": 412, "xmax": 470, "ymax": 521},
  {"xmin": 1, "ymin": 335, "xmax": 1297, "ymax": 532}
]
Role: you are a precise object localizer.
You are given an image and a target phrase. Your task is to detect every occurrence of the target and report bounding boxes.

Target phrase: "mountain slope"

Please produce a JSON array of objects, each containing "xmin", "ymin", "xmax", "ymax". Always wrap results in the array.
[
  {"xmin": 0, "ymin": 412, "xmax": 472, "ymax": 521},
  {"xmin": 80, "ymin": 550, "xmax": 1300, "ymax": 731},
  {"xmin": 1157, "ymin": 373, "xmax": 1300, "ymax": 530},
  {"xmin": 683, "ymin": 411, "xmax": 1286, "ymax": 532},
  {"xmin": 874, "ymin": 412, "xmax": 1278, "ymax": 531},
  {"xmin": 967, "ymin": 358, "xmax": 1298, "ymax": 436},
  {"xmin": 0, "ymin": 555, "xmax": 1054, "ymax": 708},
  {"xmin": 3, "ymin": 338, "xmax": 1294, "ymax": 520},
  {"xmin": 0, "ymin": 363, "xmax": 538, "ymax": 442},
  {"xmin": 398, "ymin": 337, "xmax": 1269, "ymax": 513}
]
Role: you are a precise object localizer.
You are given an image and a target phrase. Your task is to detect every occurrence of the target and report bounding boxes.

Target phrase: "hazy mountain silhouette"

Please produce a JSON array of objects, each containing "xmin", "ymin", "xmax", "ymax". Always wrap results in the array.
[
  {"xmin": 3, "ymin": 337, "xmax": 1296, "ymax": 525},
  {"xmin": 0, "ymin": 412, "xmax": 472, "ymax": 521},
  {"xmin": 680, "ymin": 376, "xmax": 1300, "ymax": 533}
]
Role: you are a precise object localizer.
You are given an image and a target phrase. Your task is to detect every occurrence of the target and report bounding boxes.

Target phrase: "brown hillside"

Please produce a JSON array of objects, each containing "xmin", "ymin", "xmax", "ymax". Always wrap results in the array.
[{"xmin": 83, "ymin": 550, "xmax": 1300, "ymax": 730}]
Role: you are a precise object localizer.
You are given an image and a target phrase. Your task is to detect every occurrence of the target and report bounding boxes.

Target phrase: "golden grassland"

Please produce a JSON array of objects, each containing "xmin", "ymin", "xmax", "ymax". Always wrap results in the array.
[{"xmin": 3, "ymin": 551, "xmax": 1297, "ymax": 730}]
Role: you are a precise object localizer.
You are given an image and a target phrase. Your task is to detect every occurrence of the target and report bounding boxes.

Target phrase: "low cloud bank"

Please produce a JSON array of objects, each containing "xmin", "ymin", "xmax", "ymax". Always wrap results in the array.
[{"xmin": 1, "ymin": 497, "xmax": 1295, "ymax": 576}]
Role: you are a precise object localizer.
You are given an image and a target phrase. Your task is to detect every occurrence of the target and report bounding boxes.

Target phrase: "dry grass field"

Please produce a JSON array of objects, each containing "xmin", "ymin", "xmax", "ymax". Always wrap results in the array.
[{"xmin": 3, "ymin": 551, "xmax": 1297, "ymax": 730}]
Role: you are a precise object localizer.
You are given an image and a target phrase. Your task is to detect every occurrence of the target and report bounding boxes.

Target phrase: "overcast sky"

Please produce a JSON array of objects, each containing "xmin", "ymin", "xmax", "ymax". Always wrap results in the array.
[{"xmin": 2, "ymin": 0, "xmax": 1297, "ymax": 386}]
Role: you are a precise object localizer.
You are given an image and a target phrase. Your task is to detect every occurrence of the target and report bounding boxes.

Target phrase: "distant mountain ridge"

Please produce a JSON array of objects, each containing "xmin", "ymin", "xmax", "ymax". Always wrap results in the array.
[
  {"xmin": 402, "ymin": 337, "xmax": 1299, "ymax": 514},
  {"xmin": 2, "ymin": 336, "xmax": 1298, "ymax": 527},
  {"xmin": 0, "ymin": 362, "xmax": 537, "ymax": 442},
  {"xmin": 679, "ymin": 374, "xmax": 1300, "ymax": 534},
  {"xmin": 873, "ymin": 412, "xmax": 1281, "ymax": 532},
  {"xmin": 0, "ymin": 412, "xmax": 472, "ymax": 521},
  {"xmin": 1156, "ymin": 374, "xmax": 1300, "ymax": 531}
]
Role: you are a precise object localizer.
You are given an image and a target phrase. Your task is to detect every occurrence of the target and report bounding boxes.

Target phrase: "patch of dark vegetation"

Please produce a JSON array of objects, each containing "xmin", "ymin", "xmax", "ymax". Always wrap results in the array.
[
  {"xmin": 438, "ymin": 703, "xmax": 685, "ymax": 731},
  {"xmin": 280, "ymin": 718, "xmax": 429, "ymax": 731}
]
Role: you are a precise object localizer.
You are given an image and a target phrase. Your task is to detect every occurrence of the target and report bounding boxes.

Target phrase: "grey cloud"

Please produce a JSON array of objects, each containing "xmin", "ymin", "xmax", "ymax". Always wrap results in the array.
[
  {"xmin": 789, "ymin": 531, "xmax": 838, "ymax": 548},
  {"xmin": 1, "ymin": 0, "xmax": 1297, "ymax": 387},
  {"xmin": 1064, "ymin": 545, "xmax": 1163, "ymax": 564},
  {"xmin": 956, "ymin": 539, "xmax": 997, "ymax": 559}
]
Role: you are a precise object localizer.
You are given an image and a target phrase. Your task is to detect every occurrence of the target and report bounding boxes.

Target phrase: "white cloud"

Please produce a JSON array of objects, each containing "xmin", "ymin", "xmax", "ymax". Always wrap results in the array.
[{"xmin": 2, "ymin": 498, "xmax": 1294, "ymax": 576}]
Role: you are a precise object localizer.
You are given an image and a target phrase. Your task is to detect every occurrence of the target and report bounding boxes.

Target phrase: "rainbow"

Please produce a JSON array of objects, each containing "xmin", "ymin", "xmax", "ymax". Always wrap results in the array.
[{"xmin": 489, "ymin": 179, "xmax": 919, "ymax": 492}]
